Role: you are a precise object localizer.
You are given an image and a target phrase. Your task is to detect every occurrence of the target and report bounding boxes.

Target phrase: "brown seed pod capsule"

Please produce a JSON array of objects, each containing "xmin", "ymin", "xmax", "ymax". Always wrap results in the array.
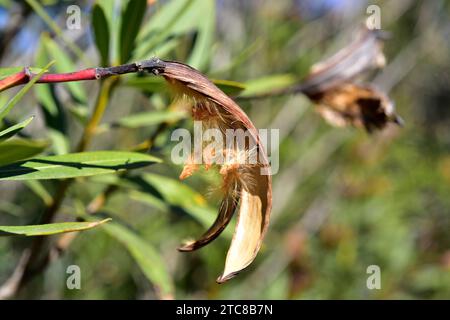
[{"xmin": 141, "ymin": 58, "xmax": 272, "ymax": 283}]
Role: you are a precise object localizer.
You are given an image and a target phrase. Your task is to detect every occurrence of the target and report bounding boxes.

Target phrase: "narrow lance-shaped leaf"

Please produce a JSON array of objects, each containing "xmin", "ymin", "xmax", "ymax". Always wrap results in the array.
[
  {"xmin": 0, "ymin": 218, "xmax": 111, "ymax": 236},
  {"xmin": 119, "ymin": 0, "xmax": 147, "ymax": 63},
  {"xmin": 0, "ymin": 116, "xmax": 34, "ymax": 141},
  {"xmin": 92, "ymin": 4, "xmax": 110, "ymax": 66},
  {"xmin": 0, "ymin": 151, "xmax": 161, "ymax": 181}
]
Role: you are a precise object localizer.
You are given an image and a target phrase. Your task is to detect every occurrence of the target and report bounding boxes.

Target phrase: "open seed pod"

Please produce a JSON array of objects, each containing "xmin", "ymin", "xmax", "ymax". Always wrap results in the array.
[
  {"xmin": 140, "ymin": 58, "xmax": 272, "ymax": 283},
  {"xmin": 301, "ymin": 28, "xmax": 402, "ymax": 131}
]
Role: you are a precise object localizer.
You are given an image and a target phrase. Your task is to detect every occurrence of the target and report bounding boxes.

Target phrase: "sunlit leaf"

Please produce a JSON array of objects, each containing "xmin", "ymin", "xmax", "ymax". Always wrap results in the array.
[
  {"xmin": 0, "ymin": 218, "xmax": 111, "ymax": 236},
  {"xmin": 0, "ymin": 151, "xmax": 161, "ymax": 180}
]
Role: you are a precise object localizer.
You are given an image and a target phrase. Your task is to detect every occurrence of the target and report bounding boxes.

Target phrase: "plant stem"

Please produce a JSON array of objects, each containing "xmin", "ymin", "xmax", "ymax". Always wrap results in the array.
[{"xmin": 0, "ymin": 62, "xmax": 146, "ymax": 93}]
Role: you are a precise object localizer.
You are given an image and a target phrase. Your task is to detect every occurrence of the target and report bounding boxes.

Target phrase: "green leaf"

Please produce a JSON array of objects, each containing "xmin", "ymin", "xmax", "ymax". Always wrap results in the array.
[
  {"xmin": 0, "ymin": 116, "xmax": 34, "ymax": 141},
  {"xmin": 42, "ymin": 35, "xmax": 87, "ymax": 102},
  {"xmin": 0, "ymin": 139, "xmax": 49, "ymax": 166},
  {"xmin": 0, "ymin": 61, "xmax": 54, "ymax": 122},
  {"xmin": 239, "ymin": 74, "xmax": 298, "ymax": 98},
  {"xmin": 0, "ymin": 218, "xmax": 111, "ymax": 236},
  {"xmin": 119, "ymin": 0, "xmax": 147, "ymax": 63},
  {"xmin": 95, "ymin": 0, "xmax": 118, "ymax": 63},
  {"xmin": 111, "ymin": 110, "xmax": 186, "ymax": 128},
  {"xmin": 95, "ymin": 0, "xmax": 114, "ymax": 24},
  {"xmin": 101, "ymin": 221, "xmax": 175, "ymax": 299},
  {"xmin": 92, "ymin": 4, "xmax": 110, "ymax": 66},
  {"xmin": 0, "ymin": 151, "xmax": 161, "ymax": 181}
]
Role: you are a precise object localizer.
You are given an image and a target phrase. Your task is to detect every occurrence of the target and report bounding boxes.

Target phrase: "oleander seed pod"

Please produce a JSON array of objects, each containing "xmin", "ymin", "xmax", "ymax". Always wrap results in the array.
[{"xmin": 140, "ymin": 58, "xmax": 272, "ymax": 283}]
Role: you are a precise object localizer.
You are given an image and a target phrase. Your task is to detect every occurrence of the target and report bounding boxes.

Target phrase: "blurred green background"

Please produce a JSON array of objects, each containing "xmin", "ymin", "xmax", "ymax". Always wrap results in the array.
[{"xmin": 0, "ymin": 0, "xmax": 449, "ymax": 299}]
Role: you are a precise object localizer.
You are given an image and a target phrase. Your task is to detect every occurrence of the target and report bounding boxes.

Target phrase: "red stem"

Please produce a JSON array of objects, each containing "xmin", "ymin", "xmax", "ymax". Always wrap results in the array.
[
  {"xmin": 37, "ymin": 68, "xmax": 97, "ymax": 83},
  {"xmin": 0, "ymin": 70, "xmax": 29, "ymax": 91},
  {"xmin": 0, "ymin": 60, "xmax": 159, "ymax": 93}
]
